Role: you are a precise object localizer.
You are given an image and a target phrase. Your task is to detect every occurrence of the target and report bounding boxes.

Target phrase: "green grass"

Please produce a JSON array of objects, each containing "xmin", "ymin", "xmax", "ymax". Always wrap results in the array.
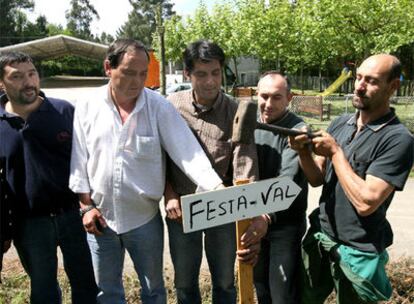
[{"xmin": 1, "ymin": 257, "xmax": 413, "ymax": 303}]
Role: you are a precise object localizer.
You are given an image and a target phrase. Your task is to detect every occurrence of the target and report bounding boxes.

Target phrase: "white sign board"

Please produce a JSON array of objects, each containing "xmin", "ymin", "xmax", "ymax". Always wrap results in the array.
[{"xmin": 181, "ymin": 177, "xmax": 301, "ymax": 233}]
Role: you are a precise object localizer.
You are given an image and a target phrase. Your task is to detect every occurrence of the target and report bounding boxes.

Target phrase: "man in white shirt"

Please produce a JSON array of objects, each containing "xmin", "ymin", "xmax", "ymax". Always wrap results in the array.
[{"xmin": 69, "ymin": 39, "xmax": 223, "ymax": 304}]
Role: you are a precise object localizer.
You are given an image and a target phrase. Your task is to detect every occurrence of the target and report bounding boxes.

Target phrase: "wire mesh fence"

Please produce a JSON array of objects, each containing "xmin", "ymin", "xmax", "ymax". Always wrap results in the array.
[{"xmin": 289, "ymin": 95, "xmax": 414, "ymax": 133}]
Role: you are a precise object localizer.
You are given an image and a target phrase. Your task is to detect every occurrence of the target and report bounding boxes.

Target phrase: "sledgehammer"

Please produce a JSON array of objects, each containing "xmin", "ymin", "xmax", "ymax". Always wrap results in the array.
[{"xmin": 232, "ymin": 100, "xmax": 315, "ymax": 144}]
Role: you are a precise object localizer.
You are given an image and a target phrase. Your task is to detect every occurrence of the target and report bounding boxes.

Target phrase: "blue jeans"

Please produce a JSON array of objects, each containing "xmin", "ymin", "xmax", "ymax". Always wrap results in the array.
[
  {"xmin": 87, "ymin": 212, "xmax": 166, "ymax": 304},
  {"xmin": 166, "ymin": 218, "xmax": 236, "ymax": 304},
  {"xmin": 254, "ymin": 221, "xmax": 306, "ymax": 304},
  {"xmin": 13, "ymin": 209, "xmax": 98, "ymax": 304}
]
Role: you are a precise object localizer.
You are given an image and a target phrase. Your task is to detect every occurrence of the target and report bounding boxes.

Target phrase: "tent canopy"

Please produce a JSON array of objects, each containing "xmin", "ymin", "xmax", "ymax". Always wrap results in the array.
[{"xmin": 0, "ymin": 35, "xmax": 108, "ymax": 61}]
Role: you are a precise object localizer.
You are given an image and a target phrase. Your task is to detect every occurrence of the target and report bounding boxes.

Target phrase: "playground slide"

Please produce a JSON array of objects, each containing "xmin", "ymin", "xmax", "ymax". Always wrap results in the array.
[{"xmin": 320, "ymin": 68, "xmax": 353, "ymax": 97}]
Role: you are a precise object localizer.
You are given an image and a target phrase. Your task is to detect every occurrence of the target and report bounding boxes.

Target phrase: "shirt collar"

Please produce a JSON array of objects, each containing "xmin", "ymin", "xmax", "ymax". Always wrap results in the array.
[
  {"xmin": 191, "ymin": 90, "xmax": 223, "ymax": 113},
  {"xmin": 0, "ymin": 90, "xmax": 48, "ymax": 117},
  {"xmin": 347, "ymin": 108, "xmax": 397, "ymax": 132},
  {"xmin": 105, "ymin": 83, "xmax": 147, "ymax": 115}
]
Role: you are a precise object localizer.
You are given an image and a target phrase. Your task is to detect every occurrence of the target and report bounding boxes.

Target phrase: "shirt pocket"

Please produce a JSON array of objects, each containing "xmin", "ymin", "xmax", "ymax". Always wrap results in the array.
[{"xmin": 135, "ymin": 136, "xmax": 157, "ymax": 159}]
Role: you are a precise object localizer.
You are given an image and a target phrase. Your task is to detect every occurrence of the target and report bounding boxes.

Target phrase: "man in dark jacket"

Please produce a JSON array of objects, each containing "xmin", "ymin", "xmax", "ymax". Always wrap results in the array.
[
  {"xmin": 0, "ymin": 51, "xmax": 98, "ymax": 303},
  {"xmin": 0, "ymin": 156, "xmax": 13, "ymax": 282}
]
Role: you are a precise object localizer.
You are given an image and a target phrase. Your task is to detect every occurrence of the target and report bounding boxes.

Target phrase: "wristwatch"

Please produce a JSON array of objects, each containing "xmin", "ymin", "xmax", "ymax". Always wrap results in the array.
[{"xmin": 79, "ymin": 202, "xmax": 96, "ymax": 217}]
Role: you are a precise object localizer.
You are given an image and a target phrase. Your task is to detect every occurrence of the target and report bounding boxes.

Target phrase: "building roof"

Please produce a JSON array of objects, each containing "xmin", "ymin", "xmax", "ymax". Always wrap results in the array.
[{"xmin": 0, "ymin": 35, "xmax": 108, "ymax": 61}]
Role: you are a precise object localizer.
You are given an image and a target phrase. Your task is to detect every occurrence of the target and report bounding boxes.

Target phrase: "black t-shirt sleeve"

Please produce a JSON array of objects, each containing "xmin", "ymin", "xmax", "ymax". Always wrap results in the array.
[{"xmin": 366, "ymin": 131, "xmax": 414, "ymax": 190}]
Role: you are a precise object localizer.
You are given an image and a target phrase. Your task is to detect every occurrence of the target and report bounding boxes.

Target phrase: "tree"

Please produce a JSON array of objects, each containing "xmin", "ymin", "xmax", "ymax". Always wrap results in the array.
[
  {"xmin": 207, "ymin": 1, "xmax": 246, "ymax": 81},
  {"xmin": 117, "ymin": 11, "xmax": 153, "ymax": 46},
  {"xmin": 281, "ymin": 0, "xmax": 340, "ymax": 91},
  {"xmin": 157, "ymin": 15, "xmax": 187, "ymax": 62},
  {"xmin": 61, "ymin": 0, "xmax": 102, "ymax": 77},
  {"xmin": 161, "ymin": 1, "xmax": 248, "ymax": 82},
  {"xmin": 314, "ymin": 0, "xmax": 414, "ymax": 63},
  {"xmin": 21, "ymin": 15, "xmax": 49, "ymax": 41},
  {"xmin": 98, "ymin": 32, "xmax": 115, "ymax": 45},
  {"xmin": 117, "ymin": 0, "xmax": 175, "ymax": 47},
  {"xmin": 65, "ymin": 0, "xmax": 99, "ymax": 40},
  {"xmin": 158, "ymin": 0, "xmax": 414, "ymax": 89},
  {"xmin": 46, "ymin": 23, "xmax": 71, "ymax": 36},
  {"xmin": 0, "ymin": 0, "xmax": 34, "ymax": 46}
]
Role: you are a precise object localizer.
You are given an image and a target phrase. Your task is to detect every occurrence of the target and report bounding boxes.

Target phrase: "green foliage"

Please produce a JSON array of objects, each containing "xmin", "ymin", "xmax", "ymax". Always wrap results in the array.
[
  {"xmin": 117, "ymin": 10, "xmax": 153, "ymax": 47},
  {"xmin": 0, "ymin": 0, "xmax": 35, "ymax": 46},
  {"xmin": 3, "ymin": 0, "xmax": 414, "ymax": 81},
  {"xmin": 154, "ymin": 14, "xmax": 186, "ymax": 62},
  {"xmin": 0, "ymin": 0, "xmax": 115, "ymax": 77},
  {"xmin": 98, "ymin": 32, "xmax": 115, "ymax": 45},
  {"xmin": 46, "ymin": 23, "xmax": 71, "ymax": 36},
  {"xmin": 65, "ymin": 0, "xmax": 99, "ymax": 40},
  {"xmin": 313, "ymin": 0, "xmax": 414, "ymax": 61},
  {"xmin": 117, "ymin": 0, "xmax": 175, "ymax": 47},
  {"xmin": 40, "ymin": 55, "xmax": 103, "ymax": 77},
  {"xmin": 161, "ymin": 0, "xmax": 414, "ymax": 79}
]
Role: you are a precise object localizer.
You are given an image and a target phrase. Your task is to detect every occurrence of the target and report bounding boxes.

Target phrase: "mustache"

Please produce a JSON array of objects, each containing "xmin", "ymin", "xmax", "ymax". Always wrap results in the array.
[
  {"xmin": 22, "ymin": 86, "xmax": 37, "ymax": 91},
  {"xmin": 354, "ymin": 91, "xmax": 366, "ymax": 98}
]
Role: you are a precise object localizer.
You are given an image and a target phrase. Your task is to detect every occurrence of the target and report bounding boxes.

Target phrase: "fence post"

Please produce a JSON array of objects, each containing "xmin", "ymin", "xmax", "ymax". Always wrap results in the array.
[{"xmin": 319, "ymin": 96, "xmax": 323, "ymax": 121}]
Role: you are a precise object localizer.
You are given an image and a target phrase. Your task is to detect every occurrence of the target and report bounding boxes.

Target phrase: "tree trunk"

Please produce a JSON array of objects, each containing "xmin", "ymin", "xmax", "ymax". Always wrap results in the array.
[
  {"xmin": 319, "ymin": 65, "xmax": 323, "ymax": 92},
  {"xmin": 232, "ymin": 56, "xmax": 239, "ymax": 85},
  {"xmin": 301, "ymin": 62, "xmax": 304, "ymax": 94}
]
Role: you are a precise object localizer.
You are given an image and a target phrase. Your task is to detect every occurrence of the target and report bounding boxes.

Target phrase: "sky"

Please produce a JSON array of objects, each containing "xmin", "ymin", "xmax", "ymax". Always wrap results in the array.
[{"xmin": 27, "ymin": 0, "xmax": 220, "ymax": 37}]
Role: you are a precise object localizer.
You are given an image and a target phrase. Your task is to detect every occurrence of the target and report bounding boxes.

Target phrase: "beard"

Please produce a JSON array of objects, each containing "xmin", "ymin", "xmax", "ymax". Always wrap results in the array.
[
  {"xmin": 15, "ymin": 86, "xmax": 40, "ymax": 105},
  {"xmin": 352, "ymin": 94, "xmax": 369, "ymax": 110}
]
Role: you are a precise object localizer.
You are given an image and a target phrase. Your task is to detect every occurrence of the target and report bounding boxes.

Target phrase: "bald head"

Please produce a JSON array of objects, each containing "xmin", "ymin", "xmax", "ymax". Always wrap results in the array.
[
  {"xmin": 353, "ymin": 54, "xmax": 401, "ymax": 115},
  {"xmin": 361, "ymin": 54, "xmax": 401, "ymax": 82},
  {"xmin": 258, "ymin": 71, "xmax": 290, "ymax": 93},
  {"xmin": 257, "ymin": 71, "xmax": 292, "ymax": 123}
]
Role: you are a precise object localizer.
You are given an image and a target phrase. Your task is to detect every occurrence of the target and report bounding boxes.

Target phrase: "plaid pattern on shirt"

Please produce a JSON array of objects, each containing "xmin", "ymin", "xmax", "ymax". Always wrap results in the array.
[{"xmin": 166, "ymin": 90, "xmax": 258, "ymax": 195}]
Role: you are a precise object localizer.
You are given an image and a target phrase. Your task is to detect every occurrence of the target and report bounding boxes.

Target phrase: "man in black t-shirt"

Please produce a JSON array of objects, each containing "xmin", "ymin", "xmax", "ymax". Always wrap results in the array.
[{"xmin": 290, "ymin": 55, "xmax": 414, "ymax": 304}]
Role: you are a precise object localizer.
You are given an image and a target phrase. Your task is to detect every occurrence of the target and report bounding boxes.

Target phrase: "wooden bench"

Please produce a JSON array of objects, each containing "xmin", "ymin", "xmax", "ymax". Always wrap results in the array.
[
  {"xmin": 233, "ymin": 87, "xmax": 256, "ymax": 98},
  {"xmin": 291, "ymin": 96, "xmax": 331, "ymax": 121}
]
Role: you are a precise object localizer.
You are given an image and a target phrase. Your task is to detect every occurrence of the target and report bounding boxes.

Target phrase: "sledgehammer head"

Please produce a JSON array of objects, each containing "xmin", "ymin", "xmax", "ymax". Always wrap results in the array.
[{"xmin": 232, "ymin": 100, "xmax": 258, "ymax": 144}]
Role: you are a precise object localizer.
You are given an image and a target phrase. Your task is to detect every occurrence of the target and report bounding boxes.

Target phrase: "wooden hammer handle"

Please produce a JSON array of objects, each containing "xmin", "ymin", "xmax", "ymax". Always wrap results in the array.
[
  {"xmin": 256, "ymin": 122, "xmax": 316, "ymax": 138},
  {"xmin": 235, "ymin": 179, "xmax": 255, "ymax": 304}
]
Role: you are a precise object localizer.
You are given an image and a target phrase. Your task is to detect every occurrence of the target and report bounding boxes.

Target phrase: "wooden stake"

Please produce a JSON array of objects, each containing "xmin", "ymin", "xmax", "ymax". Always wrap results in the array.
[{"xmin": 235, "ymin": 179, "xmax": 254, "ymax": 304}]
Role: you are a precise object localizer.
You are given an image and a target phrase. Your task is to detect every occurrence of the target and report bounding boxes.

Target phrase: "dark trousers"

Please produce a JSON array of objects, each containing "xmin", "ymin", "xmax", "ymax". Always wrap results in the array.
[
  {"xmin": 167, "ymin": 218, "xmax": 237, "ymax": 304},
  {"xmin": 254, "ymin": 220, "xmax": 306, "ymax": 304},
  {"xmin": 14, "ymin": 209, "xmax": 98, "ymax": 304}
]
